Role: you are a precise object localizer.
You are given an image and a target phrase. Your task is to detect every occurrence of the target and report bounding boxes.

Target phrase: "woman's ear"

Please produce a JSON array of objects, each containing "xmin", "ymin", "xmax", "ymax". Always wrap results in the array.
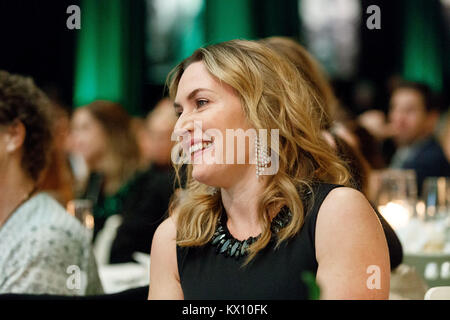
[{"xmin": 5, "ymin": 121, "xmax": 26, "ymax": 153}]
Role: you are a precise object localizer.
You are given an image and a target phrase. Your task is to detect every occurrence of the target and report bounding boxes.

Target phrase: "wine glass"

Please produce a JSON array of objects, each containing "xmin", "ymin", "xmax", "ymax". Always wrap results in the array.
[
  {"xmin": 375, "ymin": 169, "xmax": 417, "ymax": 230},
  {"xmin": 419, "ymin": 177, "xmax": 450, "ymax": 251},
  {"xmin": 421, "ymin": 177, "xmax": 450, "ymax": 221},
  {"xmin": 67, "ymin": 199, "xmax": 95, "ymax": 237}
]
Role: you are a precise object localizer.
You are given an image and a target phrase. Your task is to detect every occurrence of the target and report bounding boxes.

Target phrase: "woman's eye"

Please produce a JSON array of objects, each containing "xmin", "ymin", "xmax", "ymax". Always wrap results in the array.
[
  {"xmin": 174, "ymin": 108, "xmax": 183, "ymax": 118},
  {"xmin": 196, "ymin": 99, "xmax": 208, "ymax": 108}
]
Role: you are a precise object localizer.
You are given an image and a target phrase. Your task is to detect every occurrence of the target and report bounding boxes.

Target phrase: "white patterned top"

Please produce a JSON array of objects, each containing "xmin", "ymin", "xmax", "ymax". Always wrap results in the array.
[{"xmin": 0, "ymin": 193, "xmax": 103, "ymax": 295}]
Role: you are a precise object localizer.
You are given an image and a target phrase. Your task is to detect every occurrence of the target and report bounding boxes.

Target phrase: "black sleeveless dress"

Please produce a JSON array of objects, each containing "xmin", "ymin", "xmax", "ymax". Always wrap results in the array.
[{"xmin": 176, "ymin": 183, "xmax": 342, "ymax": 300}]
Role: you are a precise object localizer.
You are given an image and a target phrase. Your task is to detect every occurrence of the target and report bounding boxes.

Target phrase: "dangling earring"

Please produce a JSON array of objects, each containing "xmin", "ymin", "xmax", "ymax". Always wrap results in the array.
[
  {"xmin": 207, "ymin": 186, "xmax": 219, "ymax": 195},
  {"xmin": 255, "ymin": 135, "xmax": 270, "ymax": 177}
]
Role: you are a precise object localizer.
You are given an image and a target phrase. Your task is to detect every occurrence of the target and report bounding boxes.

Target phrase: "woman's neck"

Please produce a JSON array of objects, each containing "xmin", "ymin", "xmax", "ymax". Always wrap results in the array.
[
  {"xmin": 0, "ymin": 162, "xmax": 35, "ymax": 227},
  {"xmin": 220, "ymin": 168, "xmax": 271, "ymax": 240}
]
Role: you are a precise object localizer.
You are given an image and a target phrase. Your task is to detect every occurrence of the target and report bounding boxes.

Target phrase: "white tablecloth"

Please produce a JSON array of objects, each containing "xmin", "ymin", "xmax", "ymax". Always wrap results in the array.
[
  {"xmin": 396, "ymin": 217, "xmax": 450, "ymax": 254},
  {"xmin": 98, "ymin": 253, "xmax": 150, "ymax": 294}
]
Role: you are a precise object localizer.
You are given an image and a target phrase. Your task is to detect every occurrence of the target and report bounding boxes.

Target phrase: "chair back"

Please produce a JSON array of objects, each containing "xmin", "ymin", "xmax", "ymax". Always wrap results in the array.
[{"xmin": 424, "ymin": 286, "xmax": 450, "ymax": 300}]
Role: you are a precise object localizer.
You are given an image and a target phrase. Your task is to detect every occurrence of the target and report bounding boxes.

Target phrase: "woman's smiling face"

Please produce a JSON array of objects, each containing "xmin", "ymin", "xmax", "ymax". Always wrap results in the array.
[{"xmin": 173, "ymin": 61, "xmax": 254, "ymax": 188}]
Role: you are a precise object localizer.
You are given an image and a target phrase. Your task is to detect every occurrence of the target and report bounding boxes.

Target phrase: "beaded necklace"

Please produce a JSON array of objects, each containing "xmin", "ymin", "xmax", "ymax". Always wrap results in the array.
[{"xmin": 210, "ymin": 206, "xmax": 292, "ymax": 259}]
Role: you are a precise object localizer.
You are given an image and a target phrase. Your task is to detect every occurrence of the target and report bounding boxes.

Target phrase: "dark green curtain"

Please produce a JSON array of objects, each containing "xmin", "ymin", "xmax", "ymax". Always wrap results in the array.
[
  {"xmin": 146, "ymin": 0, "xmax": 255, "ymax": 85},
  {"xmin": 403, "ymin": 0, "xmax": 444, "ymax": 92},
  {"xmin": 74, "ymin": 0, "xmax": 449, "ymax": 114},
  {"xmin": 205, "ymin": 0, "xmax": 255, "ymax": 43},
  {"xmin": 204, "ymin": 0, "xmax": 300, "ymax": 43},
  {"xmin": 73, "ymin": 0, "xmax": 301, "ymax": 98},
  {"xmin": 254, "ymin": 0, "xmax": 300, "ymax": 39},
  {"xmin": 73, "ymin": 0, "xmax": 144, "ymax": 115},
  {"xmin": 176, "ymin": 2, "xmax": 206, "ymax": 65}
]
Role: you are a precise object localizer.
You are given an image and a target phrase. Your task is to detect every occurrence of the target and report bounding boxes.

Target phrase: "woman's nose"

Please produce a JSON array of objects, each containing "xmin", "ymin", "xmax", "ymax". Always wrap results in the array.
[
  {"xmin": 174, "ymin": 108, "xmax": 206, "ymax": 136},
  {"xmin": 173, "ymin": 116, "xmax": 194, "ymax": 150},
  {"xmin": 173, "ymin": 115, "xmax": 205, "ymax": 149},
  {"xmin": 174, "ymin": 114, "xmax": 194, "ymax": 137}
]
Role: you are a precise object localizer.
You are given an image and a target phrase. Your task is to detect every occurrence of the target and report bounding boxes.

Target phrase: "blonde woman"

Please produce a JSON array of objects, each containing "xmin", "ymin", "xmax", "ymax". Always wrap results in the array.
[
  {"xmin": 260, "ymin": 36, "xmax": 338, "ymax": 131},
  {"xmin": 148, "ymin": 40, "xmax": 390, "ymax": 300},
  {"xmin": 261, "ymin": 36, "xmax": 403, "ymax": 270}
]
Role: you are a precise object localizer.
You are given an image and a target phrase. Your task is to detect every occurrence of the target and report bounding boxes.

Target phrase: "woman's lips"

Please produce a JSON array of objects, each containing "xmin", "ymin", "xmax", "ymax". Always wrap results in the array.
[{"xmin": 190, "ymin": 141, "xmax": 214, "ymax": 161}]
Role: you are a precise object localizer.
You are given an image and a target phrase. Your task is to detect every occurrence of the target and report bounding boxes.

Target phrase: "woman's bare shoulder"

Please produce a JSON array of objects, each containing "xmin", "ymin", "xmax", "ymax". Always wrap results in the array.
[
  {"xmin": 315, "ymin": 186, "xmax": 383, "ymax": 245},
  {"xmin": 318, "ymin": 186, "xmax": 376, "ymax": 220},
  {"xmin": 149, "ymin": 214, "xmax": 184, "ymax": 299},
  {"xmin": 315, "ymin": 186, "xmax": 390, "ymax": 299},
  {"xmin": 153, "ymin": 215, "xmax": 177, "ymax": 244}
]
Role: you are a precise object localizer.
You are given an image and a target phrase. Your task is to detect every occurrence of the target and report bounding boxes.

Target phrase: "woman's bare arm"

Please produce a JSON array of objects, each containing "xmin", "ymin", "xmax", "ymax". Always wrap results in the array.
[
  {"xmin": 148, "ymin": 217, "xmax": 184, "ymax": 300},
  {"xmin": 315, "ymin": 187, "xmax": 390, "ymax": 299}
]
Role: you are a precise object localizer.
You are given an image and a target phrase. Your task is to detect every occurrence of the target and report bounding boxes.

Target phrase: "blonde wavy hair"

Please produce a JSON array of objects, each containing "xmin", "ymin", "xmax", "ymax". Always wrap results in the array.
[
  {"xmin": 167, "ymin": 39, "xmax": 351, "ymax": 265},
  {"xmin": 260, "ymin": 36, "xmax": 338, "ymax": 130}
]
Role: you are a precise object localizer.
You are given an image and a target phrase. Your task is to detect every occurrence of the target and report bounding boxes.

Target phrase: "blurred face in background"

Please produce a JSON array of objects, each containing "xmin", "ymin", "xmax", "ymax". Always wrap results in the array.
[
  {"xmin": 70, "ymin": 108, "xmax": 108, "ymax": 168},
  {"xmin": 144, "ymin": 99, "xmax": 177, "ymax": 166},
  {"xmin": 389, "ymin": 88, "xmax": 430, "ymax": 146}
]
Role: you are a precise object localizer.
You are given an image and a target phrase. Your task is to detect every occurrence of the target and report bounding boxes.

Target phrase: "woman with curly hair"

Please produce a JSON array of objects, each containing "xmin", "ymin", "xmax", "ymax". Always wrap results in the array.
[
  {"xmin": 0, "ymin": 70, "xmax": 102, "ymax": 295},
  {"xmin": 261, "ymin": 36, "xmax": 403, "ymax": 271},
  {"xmin": 148, "ymin": 40, "xmax": 390, "ymax": 300}
]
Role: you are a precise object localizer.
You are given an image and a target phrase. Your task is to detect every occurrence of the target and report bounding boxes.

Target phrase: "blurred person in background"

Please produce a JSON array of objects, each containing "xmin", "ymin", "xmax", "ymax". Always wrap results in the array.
[
  {"xmin": 262, "ymin": 36, "xmax": 388, "ymax": 174},
  {"xmin": 442, "ymin": 111, "xmax": 450, "ymax": 162},
  {"xmin": 260, "ymin": 36, "xmax": 338, "ymax": 131},
  {"xmin": 130, "ymin": 116, "xmax": 153, "ymax": 169},
  {"xmin": 38, "ymin": 101, "xmax": 75, "ymax": 206},
  {"xmin": 357, "ymin": 108, "xmax": 397, "ymax": 168},
  {"xmin": 142, "ymin": 98, "xmax": 178, "ymax": 167},
  {"xmin": 434, "ymin": 108, "xmax": 450, "ymax": 163},
  {"xmin": 358, "ymin": 109, "xmax": 393, "ymax": 142},
  {"xmin": 109, "ymin": 98, "xmax": 177, "ymax": 263},
  {"xmin": 388, "ymin": 81, "xmax": 450, "ymax": 194},
  {"xmin": 262, "ymin": 36, "xmax": 403, "ymax": 270},
  {"xmin": 70, "ymin": 101, "xmax": 142, "ymax": 239},
  {"xmin": 0, "ymin": 70, "xmax": 102, "ymax": 295}
]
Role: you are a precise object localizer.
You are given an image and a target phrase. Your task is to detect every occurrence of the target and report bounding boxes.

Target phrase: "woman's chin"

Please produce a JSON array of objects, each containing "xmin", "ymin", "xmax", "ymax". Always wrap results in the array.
[{"xmin": 191, "ymin": 163, "xmax": 215, "ymax": 185}]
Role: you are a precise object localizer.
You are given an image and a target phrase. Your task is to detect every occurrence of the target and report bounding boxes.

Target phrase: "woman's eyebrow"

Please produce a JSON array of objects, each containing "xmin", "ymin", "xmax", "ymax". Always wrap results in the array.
[
  {"xmin": 187, "ymin": 88, "xmax": 215, "ymax": 100},
  {"xmin": 174, "ymin": 88, "xmax": 215, "ymax": 108}
]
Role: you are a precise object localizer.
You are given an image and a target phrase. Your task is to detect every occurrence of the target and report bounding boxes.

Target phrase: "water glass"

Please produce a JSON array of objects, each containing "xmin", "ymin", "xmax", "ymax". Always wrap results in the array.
[{"xmin": 67, "ymin": 199, "xmax": 95, "ymax": 230}]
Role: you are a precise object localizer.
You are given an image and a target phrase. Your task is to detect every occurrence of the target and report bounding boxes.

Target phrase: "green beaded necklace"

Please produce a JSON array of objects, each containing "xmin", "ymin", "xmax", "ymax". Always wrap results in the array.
[{"xmin": 210, "ymin": 206, "xmax": 292, "ymax": 259}]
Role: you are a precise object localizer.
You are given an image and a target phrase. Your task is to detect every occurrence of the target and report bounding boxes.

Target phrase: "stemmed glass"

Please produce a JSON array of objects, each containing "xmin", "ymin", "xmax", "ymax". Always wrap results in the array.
[
  {"xmin": 67, "ymin": 199, "xmax": 95, "ymax": 239},
  {"xmin": 421, "ymin": 177, "xmax": 450, "ymax": 246},
  {"xmin": 375, "ymin": 169, "xmax": 418, "ymax": 230},
  {"xmin": 421, "ymin": 177, "xmax": 450, "ymax": 221}
]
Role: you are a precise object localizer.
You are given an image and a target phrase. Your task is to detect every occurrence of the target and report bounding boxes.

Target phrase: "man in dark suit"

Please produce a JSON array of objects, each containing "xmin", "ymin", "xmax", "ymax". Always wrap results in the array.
[{"xmin": 388, "ymin": 81, "xmax": 450, "ymax": 195}]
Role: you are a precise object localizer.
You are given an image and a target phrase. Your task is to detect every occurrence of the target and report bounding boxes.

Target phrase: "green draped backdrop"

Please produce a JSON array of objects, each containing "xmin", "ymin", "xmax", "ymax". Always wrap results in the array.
[
  {"xmin": 402, "ymin": 0, "xmax": 444, "ymax": 92},
  {"xmin": 73, "ymin": 0, "xmax": 446, "ymax": 115},
  {"xmin": 73, "ymin": 0, "xmax": 144, "ymax": 115}
]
